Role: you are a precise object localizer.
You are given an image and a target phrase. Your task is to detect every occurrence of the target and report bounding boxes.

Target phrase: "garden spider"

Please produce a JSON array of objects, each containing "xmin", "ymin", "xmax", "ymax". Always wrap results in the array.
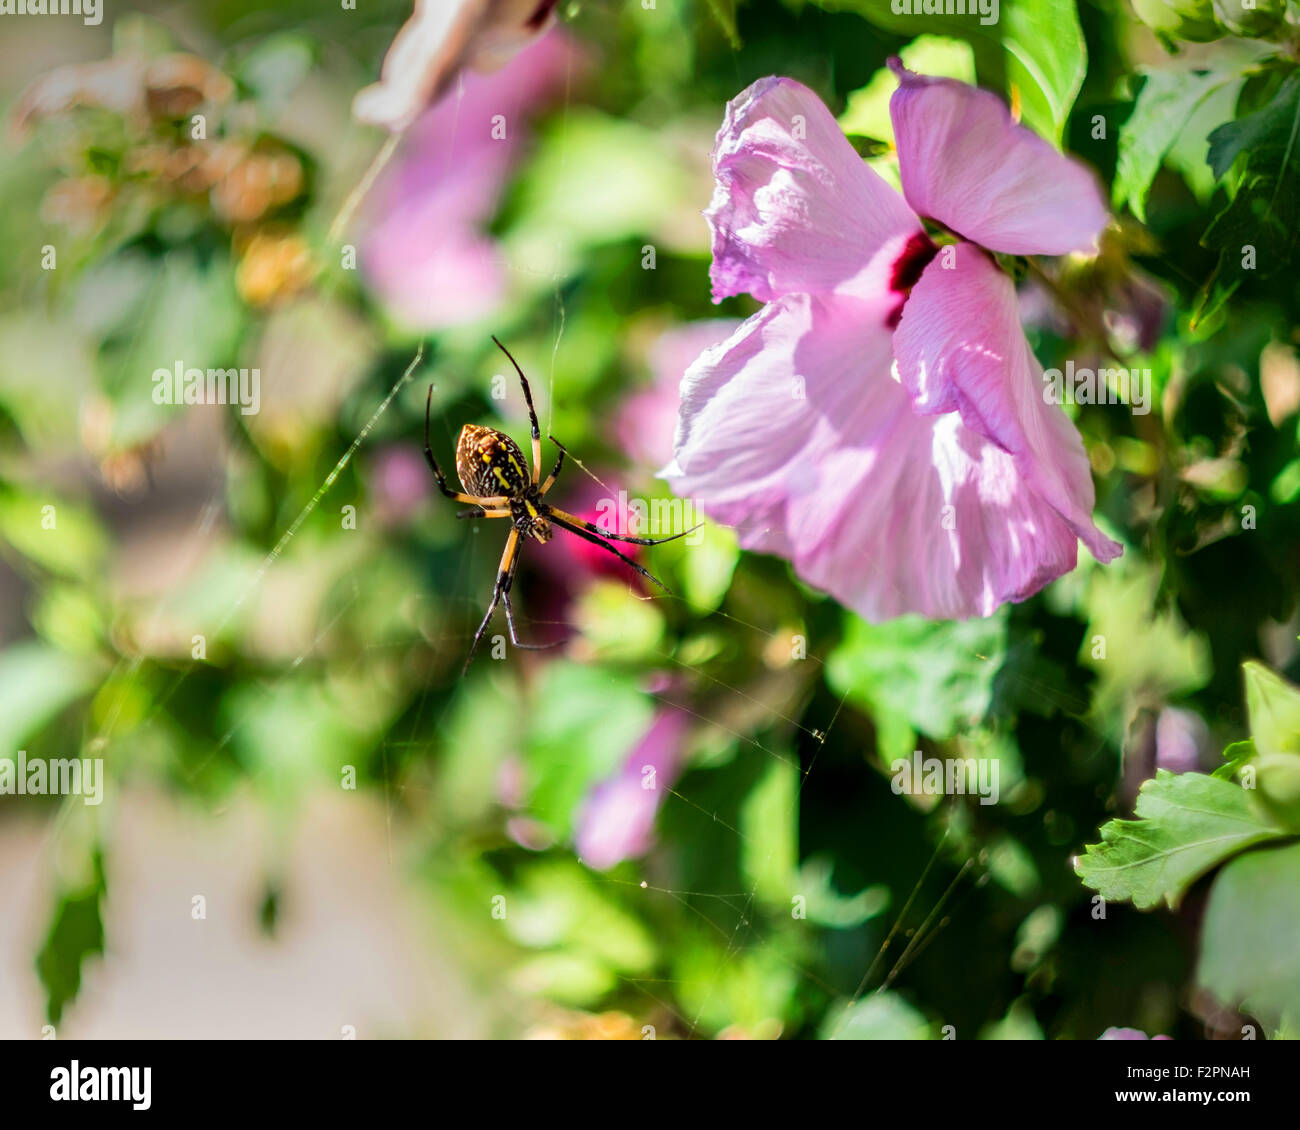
[{"xmin": 424, "ymin": 337, "xmax": 700, "ymax": 673}]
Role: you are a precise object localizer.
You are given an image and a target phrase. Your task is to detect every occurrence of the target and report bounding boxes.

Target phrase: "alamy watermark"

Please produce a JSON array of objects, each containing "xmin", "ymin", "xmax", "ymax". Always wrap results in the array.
[
  {"xmin": 595, "ymin": 490, "xmax": 705, "ymax": 546},
  {"xmin": 891, "ymin": 751, "xmax": 999, "ymax": 805},
  {"xmin": 891, "ymin": 0, "xmax": 999, "ymax": 25},
  {"xmin": 1, "ymin": 751, "xmax": 104, "ymax": 805},
  {"xmin": 1042, "ymin": 361, "xmax": 1151, "ymax": 416},
  {"xmin": 152, "ymin": 361, "xmax": 260, "ymax": 415},
  {"xmin": 0, "ymin": 0, "xmax": 101, "ymax": 25}
]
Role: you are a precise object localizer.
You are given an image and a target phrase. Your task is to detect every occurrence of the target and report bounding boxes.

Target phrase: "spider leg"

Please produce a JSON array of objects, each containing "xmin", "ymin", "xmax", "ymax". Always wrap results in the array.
[
  {"xmin": 538, "ymin": 435, "xmax": 566, "ymax": 496},
  {"xmin": 463, "ymin": 528, "xmax": 516, "ymax": 674},
  {"xmin": 546, "ymin": 514, "xmax": 672, "ymax": 594},
  {"xmin": 542, "ymin": 504, "xmax": 702, "ymax": 547},
  {"xmin": 457, "ymin": 507, "xmax": 511, "ymax": 519},
  {"xmin": 491, "ymin": 336, "xmax": 542, "ymax": 483},
  {"xmin": 501, "ymin": 547, "xmax": 560, "ymax": 651},
  {"xmin": 424, "ymin": 385, "xmax": 510, "ymax": 507}
]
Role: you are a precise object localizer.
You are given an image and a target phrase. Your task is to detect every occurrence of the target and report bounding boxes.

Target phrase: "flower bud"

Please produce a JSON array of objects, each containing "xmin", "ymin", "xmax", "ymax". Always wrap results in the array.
[
  {"xmin": 1244, "ymin": 661, "xmax": 1300, "ymax": 829},
  {"xmin": 1212, "ymin": 0, "xmax": 1287, "ymax": 38},
  {"xmin": 1244, "ymin": 660, "xmax": 1300, "ymax": 758},
  {"xmin": 1132, "ymin": 0, "xmax": 1224, "ymax": 41}
]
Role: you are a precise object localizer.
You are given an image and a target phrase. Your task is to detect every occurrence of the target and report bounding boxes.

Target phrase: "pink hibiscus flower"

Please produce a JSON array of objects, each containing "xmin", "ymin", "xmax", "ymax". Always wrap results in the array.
[
  {"xmin": 358, "ymin": 31, "xmax": 573, "ymax": 329},
  {"xmin": 664, "ymin": 64, "xmax": 1123, "ymax": 621}
]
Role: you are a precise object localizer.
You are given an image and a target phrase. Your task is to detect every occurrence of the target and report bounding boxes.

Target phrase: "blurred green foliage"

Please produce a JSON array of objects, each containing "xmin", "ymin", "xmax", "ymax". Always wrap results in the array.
[{"xmin": 1, "ymin": 0, "xmax": 1298, "ymax": 1039}]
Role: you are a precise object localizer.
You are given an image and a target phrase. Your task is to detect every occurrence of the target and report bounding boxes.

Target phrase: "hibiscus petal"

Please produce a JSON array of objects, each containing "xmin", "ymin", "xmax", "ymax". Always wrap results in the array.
[
  {"xmin": 888, "ymin": 60, "xmax": 1108, "ymax": 256},
  {"xmin": 707, "ymin": 76, "xmax": 921, "ymax": 304},
  {"xmin": 893, "ymin": 241, "xmax": 1122, "ymax": 564},
  {"xmin": 664, "ymin": 292, "xmax": 1096, "ymax": 620}
]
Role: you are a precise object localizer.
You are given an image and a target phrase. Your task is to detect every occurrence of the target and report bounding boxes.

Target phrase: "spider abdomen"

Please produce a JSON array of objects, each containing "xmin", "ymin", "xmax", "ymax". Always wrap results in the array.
[{"xmin": 456, "ymin": 424, "xmax": 531, "ymax": 498}]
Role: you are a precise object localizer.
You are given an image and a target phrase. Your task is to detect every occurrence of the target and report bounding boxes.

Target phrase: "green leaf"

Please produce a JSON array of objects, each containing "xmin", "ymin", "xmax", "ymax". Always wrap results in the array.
[
  {"xmin": 1080, "ymin": 566, "xmax": 1210, "ymax": 734},
  {"xmin": 1206, "ymin": 73, "xmax": 1300, "ymax": 180},
  {"xmin": 795, "ymin": 855, "xmax": 890, "ymax": 929},
  {"xmin": 35, "ymin": 852, "xmax": 106, "ymax": 1026},
  {"xmin": 740, "ymin": 755, "xmax": 799, "ymax": 909},
  {"xmin": 817, "ymin": 0, "xmax": 1086, "ymax": 144},
  {"xmin": 826, "ymin": 610, "xmax": 1007, "ymax": 764},
  {"xmin": 1163, "ymin": 77, "xmax": 1244, "ymax": 204},
  {"xmin": 1197, "ymin": 840, "xmax": 1300, "ymax": 1035},
  {"xmin": 523, "ymin": 663, "xmax": 653, "ymax": 837},
  {"xmin": 1115, "ymin": 68, "xmax": 1235, "ymax": 223},
  {"xmin": 0, "ymin": 485, "xmax": 108, "ymax": 579},
  {"xmin": 677, "ymin": 522, "xmax": 739, "ymax": 614},
  {"xmin": 1197, "ymin": 73, "xmax": 1300, "ymax": 324},
  {"xmin": 1213, "ymin": 738, "xmax": 1256, "ymax": 780},
  {"xmin": 1075, "ymin": 770, "xmax": 1288, "ymax": 910},
  {"xmin": 572, "ymin": 579, "xmax": 665, "ymax": 663},
  {"xmin": 0, "ymin": 642, "xmax": 99, "ymax": 754}
]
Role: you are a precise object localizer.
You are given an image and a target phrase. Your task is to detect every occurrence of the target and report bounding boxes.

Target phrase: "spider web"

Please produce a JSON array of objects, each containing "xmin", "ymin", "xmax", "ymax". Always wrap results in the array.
[{"xmin": 26, "ymin": 14, "xmax": 1103, "ymax": 1043}]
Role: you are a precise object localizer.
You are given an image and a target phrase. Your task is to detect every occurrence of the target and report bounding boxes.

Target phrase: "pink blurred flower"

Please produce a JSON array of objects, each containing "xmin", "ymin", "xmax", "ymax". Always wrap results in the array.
[
  {"xmin": 358, "ymin": 31, "xmax": 573, "ymax": 329},
  {"xmin": 354, "ymin": 0, "xmax": 561, "ymax": 133},
  {"xmin": 664, "ymin": 65, "xmax": 1122, "ymax": 621},
  {"xmin": 616, "ymin": 320, "xmax": 742, "ymax": 472},
  {"xmin": 532, "ymin": 475, "xmax": 648, "ymax": 586},
  {"xmin": 370, "ymin": 444, "xmax": 432, "ymax": 524},
  {"xmin": 1100, "ymin": 1028, "xmax": 1172, "ymax": 1040},
  {"xmin": 575, "ymin": 709, "xmax": 690, "ymax": 870},
  {"xmin": 1155, "ymin": 706, "xmax": 1209, "ymax": 775}
]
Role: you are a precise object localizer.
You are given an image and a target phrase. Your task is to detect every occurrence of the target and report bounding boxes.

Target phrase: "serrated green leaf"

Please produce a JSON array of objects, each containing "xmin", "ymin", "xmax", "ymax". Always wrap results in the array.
[{"xmin": 1075, "ymin": 770, "xmax": 1287, "ymax": 910}]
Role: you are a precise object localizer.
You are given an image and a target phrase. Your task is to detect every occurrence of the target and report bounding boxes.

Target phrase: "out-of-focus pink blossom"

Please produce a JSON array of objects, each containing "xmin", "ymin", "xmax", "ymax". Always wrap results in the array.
[
  {"xmin": 665, "ymin": 66, "xmax": 1122, "ymax": 622},
  {"xmin": 532, "ymin": 475, "xmax": 646, "ymax": 586},
  {"xmin": 354, "ymin": 0, "xmax": 561, "ymax": 133},
  {"xmin": 497, "ymin": 753, "xmax": 528, "ymax": 810},
  {"xmin": 575, "ymin": 709, "xmax": 690, "ymax": 870},
  {"xmin": 370, "ymin": 444, "xmax": 432, "ymax": 524},
  {"xmin": 1155, "ymin": 706, "xmax": 1209, "ymax": 775},
  {"xmin": 1099, "ymin": 1027, "xmax": 1172, "ymax": 1040},
  {"xmin": 617, "ymin": 321, "xmax": 742, "ymax": 473},
  {"xmin": 358, "ymin": 32, "xmax": 573, "ymax": 329}
]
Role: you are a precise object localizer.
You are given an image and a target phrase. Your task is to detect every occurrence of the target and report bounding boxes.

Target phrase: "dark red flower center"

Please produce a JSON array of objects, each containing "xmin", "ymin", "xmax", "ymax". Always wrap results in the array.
[
  {"xmin": 526, "ymin": 1, "xmax": 560, "ymax": 29},
  {"xmin": 886, "ymin": 230, "xmax": 939, "ymax": 329}
]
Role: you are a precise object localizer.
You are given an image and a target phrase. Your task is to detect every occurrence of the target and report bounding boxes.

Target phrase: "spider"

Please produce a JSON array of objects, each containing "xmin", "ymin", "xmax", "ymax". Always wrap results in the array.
[{"xmin": 424, "ymin": 337, "xmax": 699, "ymax": 672}]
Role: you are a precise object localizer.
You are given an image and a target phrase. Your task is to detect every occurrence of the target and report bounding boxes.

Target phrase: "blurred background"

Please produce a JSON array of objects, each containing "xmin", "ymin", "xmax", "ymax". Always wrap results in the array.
[{"xmin": 1, "ymin": 0, "xmax": 1298, "ymax": 1039}]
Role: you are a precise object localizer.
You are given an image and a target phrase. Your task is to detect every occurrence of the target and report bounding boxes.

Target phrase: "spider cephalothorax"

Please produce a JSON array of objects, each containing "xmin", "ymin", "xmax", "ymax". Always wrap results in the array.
[{"xmin": 424, "ymin": 336, "xmax": 699, "ymax": 672}]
